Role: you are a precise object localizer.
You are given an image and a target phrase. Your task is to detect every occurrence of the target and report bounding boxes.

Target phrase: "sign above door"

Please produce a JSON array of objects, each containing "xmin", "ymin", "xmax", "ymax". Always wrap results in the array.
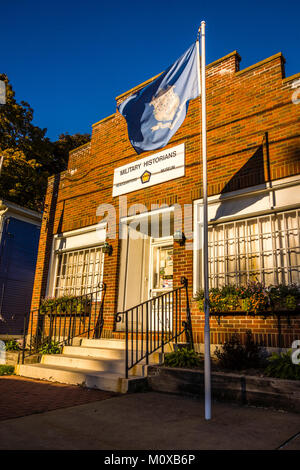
[{"xmin": 112, "ymin": 143, "xmax": 185, "ymax": 197}]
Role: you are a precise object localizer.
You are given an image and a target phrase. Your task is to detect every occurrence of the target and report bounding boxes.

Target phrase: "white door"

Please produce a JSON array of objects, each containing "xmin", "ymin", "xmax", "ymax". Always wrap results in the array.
[{"xmin": 116, "ymin": 224, "xmax": 150, "ymax": 331}]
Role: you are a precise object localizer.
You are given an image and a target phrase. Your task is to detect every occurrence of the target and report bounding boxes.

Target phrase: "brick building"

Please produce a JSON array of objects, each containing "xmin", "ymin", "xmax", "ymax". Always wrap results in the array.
[{"xmin": 29, "ymin": 49, "xmax": 300, "ymax": 356}]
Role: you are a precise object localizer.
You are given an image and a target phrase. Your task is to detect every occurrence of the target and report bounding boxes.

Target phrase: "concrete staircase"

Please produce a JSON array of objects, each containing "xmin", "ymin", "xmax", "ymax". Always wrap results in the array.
[{"xmin": 15, "ymin": 338, "xmax": 167, "ymax": 393}]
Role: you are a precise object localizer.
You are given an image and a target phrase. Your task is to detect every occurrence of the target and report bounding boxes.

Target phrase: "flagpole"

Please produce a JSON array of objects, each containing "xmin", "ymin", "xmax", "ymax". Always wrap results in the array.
[
  {"xmin": 197, "ymin": 21, "xmax": 211, "ymax": 420},
  {"xmin": 0, "ymin": 156, "xmax": 4, "ymax": 176}
]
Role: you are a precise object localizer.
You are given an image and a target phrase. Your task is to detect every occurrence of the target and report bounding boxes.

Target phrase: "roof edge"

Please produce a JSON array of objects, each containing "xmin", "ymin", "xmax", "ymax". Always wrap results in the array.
[
  {"xmin": 206, "ymin": 50, "xmax": 241, "ymax": 69},
  {"xmin": 69, "ymin": 141, "xmax": 91, "ymax": 155},
  {"xmin": 0, "ymin": 199, "xmax": 42, "ymax": 220},
  {"xmin": 92, "ymin": 113, "xmax": 116, "ymax": 128},
  {"xmin": 282, "ymin": 72, "xmax": 300, "ymax": 84},
  {"xmin": 236, "ymin": 52, "xmax": 285, "ymax": 77}
]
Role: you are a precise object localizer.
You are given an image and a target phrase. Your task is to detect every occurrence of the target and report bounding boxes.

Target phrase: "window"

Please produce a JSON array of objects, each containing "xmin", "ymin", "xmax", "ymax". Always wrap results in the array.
[
  {"xmin": 54, "ymin": 246, "xmax": 104, "ymax": 297},
  {"xmin": 208, "ymin": 209, "xmax": 300, "ymax": 287}
]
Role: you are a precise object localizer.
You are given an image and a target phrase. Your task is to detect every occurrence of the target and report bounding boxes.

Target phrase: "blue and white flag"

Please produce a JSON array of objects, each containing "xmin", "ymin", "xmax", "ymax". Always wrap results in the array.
[{"xmin": 118, "ymin": 43, "xmax": 200, "ymax": 154}]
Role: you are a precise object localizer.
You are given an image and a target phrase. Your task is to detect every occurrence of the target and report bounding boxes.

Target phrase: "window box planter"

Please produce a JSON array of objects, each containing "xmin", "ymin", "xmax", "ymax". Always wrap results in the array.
[
  {"xmin": 39, "ymin": 297, "xmax": 92, "ymax": 316},
  {"xmin": 196, "ymin": 284, "xmax": 300, "ymax": 317}
]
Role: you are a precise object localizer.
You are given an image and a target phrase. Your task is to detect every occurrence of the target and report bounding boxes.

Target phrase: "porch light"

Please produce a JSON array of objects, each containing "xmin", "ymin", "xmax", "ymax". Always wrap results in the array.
[
  {"xmin": 102, "ymin": 242, "xmax": 113, "ymax": 256},
  {"xmin": 174, "ymin": 231, "xmax": 186, "ymax": 246}
]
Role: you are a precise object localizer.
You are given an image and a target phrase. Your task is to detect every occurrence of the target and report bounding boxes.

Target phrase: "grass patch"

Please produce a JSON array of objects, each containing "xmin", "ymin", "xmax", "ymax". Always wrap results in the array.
[{"xmin": 0, "ymin": 365, "xmax": 15, "ymax": 376}]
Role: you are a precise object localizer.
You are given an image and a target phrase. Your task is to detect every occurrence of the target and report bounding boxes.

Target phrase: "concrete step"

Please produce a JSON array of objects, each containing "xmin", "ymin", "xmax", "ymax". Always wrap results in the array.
[
  {"xmin": 63, "ymin": 345, "xmax": 126, "ymax": 360},
  {"xmin": 80, "ymin": 338, "xmax": 174, "ymax": 353},
  {"xmin": 43, "ymin": 354, "xmax": 157, "ymax": 378},
  {"xmin": 15, "ymin": 337, "xmax": 172, "ymax": 393},
  {"xmin": 41, "ymin": 354, "xmax": 125, "ymax": 374},
  {"xmin": 81, "ymin": 338, "xmax": 126, "ymax": 349},
  {"xmin": 63, "ymin": 345, "xmax": 163, "ymax": 365},
  {"xmin": 15, "ymin": 363, "xmax": 146, "ymax": 393}
]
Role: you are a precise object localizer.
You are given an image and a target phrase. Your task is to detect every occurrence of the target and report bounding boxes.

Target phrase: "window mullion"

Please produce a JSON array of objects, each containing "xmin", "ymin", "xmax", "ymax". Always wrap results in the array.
[
  {"xmin": 283, "ymin": 213, "xmax": 291, "ymax": 284},
  {"xmin": 257, "ymin": 217, "xmax": 264, "ymax": 283}
]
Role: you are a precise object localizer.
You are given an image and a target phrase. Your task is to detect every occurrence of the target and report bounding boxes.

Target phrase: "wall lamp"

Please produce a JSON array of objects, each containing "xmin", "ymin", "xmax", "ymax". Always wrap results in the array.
[
  {"xmin": 102, "ymin": 242, "xmax": 113, "ymax": 256},
  {"xmin": 174, "ymin": 231, "xmax": 186, "ymax": 246}
]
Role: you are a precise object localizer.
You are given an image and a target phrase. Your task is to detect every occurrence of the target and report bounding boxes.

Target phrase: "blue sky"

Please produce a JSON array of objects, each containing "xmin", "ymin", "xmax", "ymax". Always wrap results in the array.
[{"xmin": 1, "ymin": 0, "xmax": 299, "ymax": 141}]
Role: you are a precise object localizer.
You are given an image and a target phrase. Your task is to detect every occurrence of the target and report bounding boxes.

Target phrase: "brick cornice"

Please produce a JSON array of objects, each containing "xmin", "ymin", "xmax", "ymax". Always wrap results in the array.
[{"xmin": 236, "ymin": 52, "xmax": 285, "ymax": 77}]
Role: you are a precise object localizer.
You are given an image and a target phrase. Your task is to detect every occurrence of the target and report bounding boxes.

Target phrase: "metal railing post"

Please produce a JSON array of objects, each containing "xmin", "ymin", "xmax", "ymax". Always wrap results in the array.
[
  {"xmin": 125, "ymin": 311, "xmax": 129, "ymax": 379},
  {"xmin": 146, "ymin": 302, "xmax": 149, "ymax": 366},
  {"xmin": 22, "ymin": 314, "xmax": 27, "ymax": 364},
  {"xmin": 161, "ymin": 296, "xmax": 164, "ymax": 356},
  {"xmin": 181, "ymin": 276, "xmax": 194, "ymax": 349}
]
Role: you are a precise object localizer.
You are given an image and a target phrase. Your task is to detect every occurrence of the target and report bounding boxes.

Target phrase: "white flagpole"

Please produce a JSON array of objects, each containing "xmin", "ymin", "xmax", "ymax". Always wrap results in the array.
[{"xmin": 196, "ymin": 21, "xmax": 211, "ymax": 420}]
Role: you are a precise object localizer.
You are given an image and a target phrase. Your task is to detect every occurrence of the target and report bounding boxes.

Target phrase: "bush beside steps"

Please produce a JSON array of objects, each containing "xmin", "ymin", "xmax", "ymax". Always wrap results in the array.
[{"xmin": 163, "ymin": 331, "xmax": 300, "ymax": 381}]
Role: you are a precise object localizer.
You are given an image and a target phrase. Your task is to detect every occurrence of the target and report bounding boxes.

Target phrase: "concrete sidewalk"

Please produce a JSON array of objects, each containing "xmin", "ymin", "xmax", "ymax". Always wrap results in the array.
[
  {"xmin": 0, "ymin": 376, "xmax": 117, "ymax": 421},
  {"xmin": 0, "ymin": 391, "xmax": 299, "ymax": 450}
]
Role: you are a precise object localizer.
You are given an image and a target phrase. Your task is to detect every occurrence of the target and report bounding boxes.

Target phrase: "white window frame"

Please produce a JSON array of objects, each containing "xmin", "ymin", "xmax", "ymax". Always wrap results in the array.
[
  {"xmin": 193, "ymin": 175, "xmax": 300, "ymax": 295},
  {"xmin": 46, "ymin": 223, "xmax": 106, "ymax": 298},
  {"xmin": 54, "ymin": 246, "xmax": 105, "ymax": 297}
]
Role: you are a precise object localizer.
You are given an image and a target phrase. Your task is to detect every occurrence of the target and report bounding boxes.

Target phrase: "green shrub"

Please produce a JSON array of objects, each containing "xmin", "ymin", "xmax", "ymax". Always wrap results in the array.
[
  {"xmin": 164, "ymin": 347, "xmax": 203, "ymax": 368},
  {"xmin": 214, "ymin": 330, "xmax": 262, "ymax": 370},
  {"xmin": 5, "ymin": 339, "xmax": 21, "ymax": 351},
  {"xmin": 195, "ymin": 289, "xmax": 239, "ymax": 313},
  {"xmin": 285, "ymin": 295, "xmax": 297, "ymax": 311},
  {"xmin": 268, "ymin": 284, "xmax": 300, "ymax": 311},
  {"xmin": 39, "ymin": 340, "xmax": 61, "ymax": 355},
  {"xmin": 0, "ymin": 365, "xmax": 15, "ymax": 375},
  {"xmin": 264, "ymin": 350, "xmax": 300, "ymax": 380}
]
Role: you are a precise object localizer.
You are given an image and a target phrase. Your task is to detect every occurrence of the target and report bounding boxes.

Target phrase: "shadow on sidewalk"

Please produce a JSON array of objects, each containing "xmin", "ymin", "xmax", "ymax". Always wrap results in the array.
[{"xmin": 0, "ymin": 376, "xmax": 117, "ymax": 421}]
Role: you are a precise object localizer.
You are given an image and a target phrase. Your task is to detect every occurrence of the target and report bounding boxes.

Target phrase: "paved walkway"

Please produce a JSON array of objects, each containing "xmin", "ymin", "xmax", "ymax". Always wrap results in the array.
[
  {"xmin": 0, "ymin": 379, "xmax": 299, "ymax": 450},
  {"xmin": 0, "ymin": 376, "xmax": 117, "ymax": 421}
]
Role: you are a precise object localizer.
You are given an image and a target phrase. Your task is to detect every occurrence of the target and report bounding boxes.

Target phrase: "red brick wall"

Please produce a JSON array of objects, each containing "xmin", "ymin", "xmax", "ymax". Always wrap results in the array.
[{"xmin": 30, "ymin": 50, "xmax": 300, "ymax": 347}]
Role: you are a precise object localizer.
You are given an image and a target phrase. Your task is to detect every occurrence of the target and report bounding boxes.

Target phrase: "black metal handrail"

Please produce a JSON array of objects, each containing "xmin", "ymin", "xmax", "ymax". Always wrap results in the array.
[
  {"xmin": 20, "ymin": 283, "xmax": 106, "ymax": 364},
  {"xmin": 115, "ymin": 277, "xmax": 193, "ymax": 378}
]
